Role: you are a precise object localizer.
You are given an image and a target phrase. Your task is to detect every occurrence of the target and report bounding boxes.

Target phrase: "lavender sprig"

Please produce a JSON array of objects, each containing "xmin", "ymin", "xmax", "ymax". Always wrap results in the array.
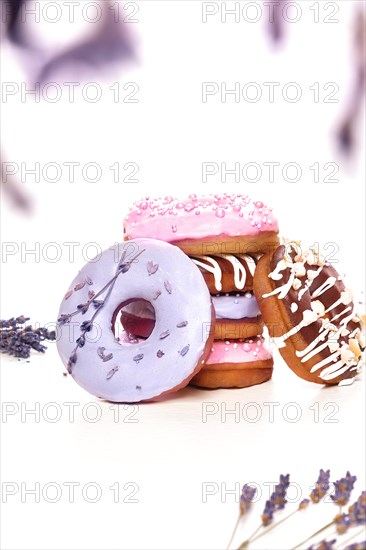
[
  {"xmin": 262, "ymin": 474, "xmax": 290, "ymax": 525},
  {"xmin": 311, "ymin": 470, "xmax": 331, "ymax": 504},
  {"xmin": 0, "ymin": 316, "xmax": 55, "ymax": 358},
  {"xmin": 61, "ymin": 247, "xmax": 145, "ymax": 374},
  {"xmin": 293, "ymin": 491, "xmax": 366, "ymax": 549},
  {"xmin": 238, "ymin": 470, "xmax": 331, "ymax": 549},
  {"xmin": 226, "ymin": 485, "xmax": 256, "ymax": 549},
  {"xmin": 308, "ymin": 539, "xmax": 337, "ymax": 550},
  {"xmin": 331, "ymin": 472, "xmax": 357, "ymax": 507},
  {"xmin": 335, "ymin": 491, "xmax": 366, "ymax": 535},
  {"xmin": 237, "ymin": 474, "xmax": 290, "ymax": 549}
]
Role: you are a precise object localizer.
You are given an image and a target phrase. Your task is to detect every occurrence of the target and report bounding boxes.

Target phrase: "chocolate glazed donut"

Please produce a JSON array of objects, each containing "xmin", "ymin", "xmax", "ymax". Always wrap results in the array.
[
  {"xmin": 254, "ymin": 244, "xmax": 365, "ymax": 385},
  {"xmin": 190, "ymin": 253, "xmax": 263, "ymax": 339}
]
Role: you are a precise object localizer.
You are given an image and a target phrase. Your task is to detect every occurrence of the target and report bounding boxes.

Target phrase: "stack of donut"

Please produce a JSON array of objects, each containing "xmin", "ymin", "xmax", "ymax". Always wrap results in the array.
[
  {"xmin": 123, "ymin": 193, "xmax": 279, "ymax": 389},
  {"xmin": 56, "ymin": 193, "xmax": 364, "ymax": 403}
]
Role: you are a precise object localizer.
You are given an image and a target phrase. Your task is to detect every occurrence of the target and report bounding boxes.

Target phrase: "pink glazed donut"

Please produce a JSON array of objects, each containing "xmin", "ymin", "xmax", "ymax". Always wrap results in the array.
[
  {"xmin": 190, "ymin": 336, "xmax": 273, "ymax": 389},
  {"xmin": 56, "ymin": 239, "xmax": 215, "ymax": 403},
  {"xmin": 124, "ymin": 194, "xmax": 280, "ymax": 256}
]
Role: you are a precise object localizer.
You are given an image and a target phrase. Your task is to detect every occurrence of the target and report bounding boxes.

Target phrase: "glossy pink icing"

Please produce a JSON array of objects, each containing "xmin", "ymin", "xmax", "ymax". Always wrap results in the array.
[
  {"xmin": 206, "ymin": 337, "xmax": 273, "ymax": 365},
  {"xmin": 124, "ymin": 194, "xmax": 279, "ymax": 242}
]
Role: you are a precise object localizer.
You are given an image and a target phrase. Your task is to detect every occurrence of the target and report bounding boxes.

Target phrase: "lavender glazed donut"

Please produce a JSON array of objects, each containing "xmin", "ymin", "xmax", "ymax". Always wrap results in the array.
[
  {"xmin": 124, "ymin": 194, "xmax": 279, "ymax": 255},
  {"xmin": 56, "ymin": 239, "xmax": 215, "ymax": 403}
]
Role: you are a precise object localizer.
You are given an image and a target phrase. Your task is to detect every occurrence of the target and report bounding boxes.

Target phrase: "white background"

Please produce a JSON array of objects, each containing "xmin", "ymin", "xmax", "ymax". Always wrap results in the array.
[{"xmin": 1, "ymin": 1, "xmax": 365, "ymax": 549}]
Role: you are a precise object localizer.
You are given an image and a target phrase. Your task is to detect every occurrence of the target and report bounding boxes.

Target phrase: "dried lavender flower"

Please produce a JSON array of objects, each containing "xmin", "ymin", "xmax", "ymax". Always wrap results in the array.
[
  {"xmin": 308, "ymin": 539, "xmax": 337, "ymax": 550},
  {"xmin": 0, "ymin": 316, "xmax": 55, "ymax": 359},
  {"xmin": 331, "ymin": 472, "xmax": 357, "ymax": 506},
  {"xmin": 348, "ymin": 491, "xmax": 366, "ymax": 525},
  {"xmin": 334, "ymin": 491, "xmax": 366, "ymax": 535},
  {"xmin": 261, "ymin": 474, "xmax": 290, "ymax": 526},
  {"xmin": 226, "ymin": 484, "xmax": 257, "ymax": 549},
  {"xmin": 310, "ymin": 469, "xmax": 331, "ymax": 503},
  {"xmin": 240, "ymin": 485, "xmax": 257, "ymax": 514},
  {"xmin": 299, "ymin": 498, "xmax": 311, "ymax": 510}
]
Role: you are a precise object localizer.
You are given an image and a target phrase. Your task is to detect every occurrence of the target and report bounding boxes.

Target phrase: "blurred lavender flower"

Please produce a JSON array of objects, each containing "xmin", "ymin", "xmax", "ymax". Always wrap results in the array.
[
  {"xmin": 2, "ymin": 0, "xmax": 25, "ymax": 45},
  {"xmin": 267, "ymin": 0, "xmax": 285, "ymax": 44},
  {"xmin": 307, "ymin": 540, "xmax": 337, "ymax": 550},
  {"xmin": 337, "ymin": 8, "xmax": 366, "ymax": 155},
  {"xmin": 261, "ymin": 474, "xmax": 290, "ymax": 526},
  {"xmin": 345, "ymin": 543, "xmax": 366, "ymax": 550},
  {"xmin": 38, "ymin": 1, "xmax": 135, "ymax": 84},
  {"xmin": 240, "ymin": 485, "xmax": 257, "ymax": 514},
  {"xmin": 310, "ymin": 470, "xmax": 331, "ymax": 504},
  {"xmin": 331, "ymin": 472, "xmax": 357, "ymax": 507},
  {"xmin": 2, "ymin": 1, "xmax": 136, "ymax": 84},
  {"xmin": 0, "ymin": 151, "xmax": 32, "ymax": 212}
]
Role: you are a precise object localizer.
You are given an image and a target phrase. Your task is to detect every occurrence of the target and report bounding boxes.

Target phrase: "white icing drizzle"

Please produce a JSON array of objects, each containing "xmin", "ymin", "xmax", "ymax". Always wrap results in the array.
[
  {"xmin": 191, "ymin": 256, "xmax": 222, "ymax": 291},
  {"xmin": 298, "ymin": 267, "xmax": 324, "ymax": 301},
  {"xmin": 191, "ymin": 254, "xmax": 257, "ymax": 291},
  {"xmin": 320, "ymin": 363, "xmax": 351, "ymax": 381},
  {"xmin": 311, "ymin": 276, "xmax": 337, "ymax": 298},
  {"xmin": 273, "ymin": 309, "xmax": 318, "ymax": 349},
  {"xmin": 331, "ymin": 306, "xmax": 352, "ymax": 322},
  {"xmin": 237, "ymin": 254, "xmax": 257, "ymax": 277},
  {"xmin": 265, "ymin": 249, "xmax": 363, "ymax": 382},
  {"xmin": 296, "ymin": 326, "xmax": 333, "ymax": 361},
  {"xmin": 338, "ymin": 377, "xmax": 355, "ymax": 386},
  {"xmin": 268, "ymin": 258, "xmax": 287, "ymax": 281},
  {"xmin": 310, "ymin": 351, "xmax": 341, "ymax": 373},
  {"xmin": 263, "ymin": 271, "xmax": 295, "ymax": 299},
  {"xmin": 216, "ymin": 254, "xmax": 247, "ymax": 290}
]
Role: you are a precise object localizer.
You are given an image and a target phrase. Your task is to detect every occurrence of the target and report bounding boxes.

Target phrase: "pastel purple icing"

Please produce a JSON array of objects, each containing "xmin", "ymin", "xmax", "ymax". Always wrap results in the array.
[{"xmin": 56, "ymin": 239, "xmax": 214, "ymax": 402}]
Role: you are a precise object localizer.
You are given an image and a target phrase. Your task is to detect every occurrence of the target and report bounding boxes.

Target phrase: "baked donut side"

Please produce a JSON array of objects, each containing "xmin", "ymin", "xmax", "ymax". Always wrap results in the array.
[
  {"xmin": 175, "ymin": 234, "xmax": 280, "ymax": 256},
  {"xmin": 254, "ymin": 245, "xmax": 364, "ymax": 385}
]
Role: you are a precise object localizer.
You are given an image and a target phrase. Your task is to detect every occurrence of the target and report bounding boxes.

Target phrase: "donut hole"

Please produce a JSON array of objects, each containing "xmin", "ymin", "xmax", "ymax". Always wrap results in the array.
[{"xmin": 113, "ymin": 299, "xmax": 156, "ymax": 344}]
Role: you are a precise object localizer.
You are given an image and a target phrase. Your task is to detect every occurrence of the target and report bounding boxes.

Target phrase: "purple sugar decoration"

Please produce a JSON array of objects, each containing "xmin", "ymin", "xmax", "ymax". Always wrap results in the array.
[
  {"xmin": 74, "ymin": 281, "xmax": 85, "ymax": 291},
  {"xmin": 106, "ymin": 366, "xmax": 119, "ymax": 380},
  {"xmin": 147, "ymin": 261, "xmax": 159, "ymax": 275},
  {"xmin": 179, "ymin": 345, "xmax": 190, "ymax": 357},
  {"xmin": 164, "ymin": 280, "xmax": 173, "ymax": 294}
]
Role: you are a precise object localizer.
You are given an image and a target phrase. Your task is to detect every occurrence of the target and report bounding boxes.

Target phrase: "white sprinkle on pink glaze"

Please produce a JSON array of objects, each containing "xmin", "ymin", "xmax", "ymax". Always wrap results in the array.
[
  {"xmin": 124, "ymin": 194, "xmax": 279, "ymax": 242},
  {"xmin": 206, "ymin": 337, "xmax": 272, "ymax": 365}
]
